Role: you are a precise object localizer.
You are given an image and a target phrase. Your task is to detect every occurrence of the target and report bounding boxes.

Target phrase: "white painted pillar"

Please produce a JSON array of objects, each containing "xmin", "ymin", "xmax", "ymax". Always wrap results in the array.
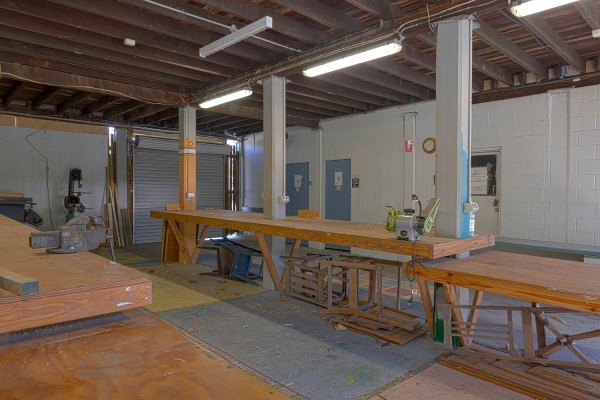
[
  {"xmin": 435, "ymin": 15, "xmax": 474, "ymax": 240},
  {"xmin": 262, "ymin": 76, "xmax": 287, "ymax": 290},
  {"xmin": 178, "ymin": 106, "xmax": 197, "ymax": 263},
  {"xmin": 309, "ymin": 127, "xmax": 325, "ymax": 250}
]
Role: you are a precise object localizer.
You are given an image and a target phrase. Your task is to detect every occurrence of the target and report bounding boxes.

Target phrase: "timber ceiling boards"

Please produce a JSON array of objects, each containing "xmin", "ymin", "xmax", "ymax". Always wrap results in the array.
[{"xmin": 0, "ymin": 0, "xmax": 599, "ymax": 136}]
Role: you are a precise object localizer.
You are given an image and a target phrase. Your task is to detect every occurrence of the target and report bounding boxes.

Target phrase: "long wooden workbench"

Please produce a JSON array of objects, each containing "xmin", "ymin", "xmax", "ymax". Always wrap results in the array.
[
  {"xmin": 414, "ymin": 250, "xmax": 600, "ymax": 338},
  {"xmin": 151, "ymin": 209, "xmax": 495, "ymax": 290},
  {"xmin": 0, "ymin": 215, "xmax": 152, "ymax": 333}
]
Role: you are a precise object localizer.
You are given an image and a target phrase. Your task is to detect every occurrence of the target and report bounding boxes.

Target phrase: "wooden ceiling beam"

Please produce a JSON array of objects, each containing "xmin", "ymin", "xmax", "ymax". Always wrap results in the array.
[
  {"xmin": 2, "ymin": 81, "xmax": 27, "ymax": 106},
  {"xmin": 144, "ymin": 108, "xmax": 179, "ymax": 125},
  {"xmin": 208, "ymin": 117, "xmax": 247, "ymax": 130},
  {"xmin": 57, "ymin": 92, "xmax": 89, "ymax": 114},
  {"xmin": 574, "ymin": 0, "xmax": 600, "ymax": 31},
  {"xmin": 31, "ymin": 86, "xmax": 61, "ymax": 111},
  {"xmin": 472, "ymin": 19, "xmax": 547, "ymax": 78},
  {"xmin": 0, "ymin": 17, "xmax": 229, "ymax": 83},
  {"xmin": 286, "ymin": 83, "xmax": 368, "ymax": 111},
  {"xmin": 520, "ymin": 14, "xmax": 585, "ymax": 72},
  {"xmin": 215, "ymin": 119, "xmax": 263, "ymax": 132},
  {"xmin": 0, "ymin": 49, "xmax": 188, "ymax": 94},
  {"xmin": 125, "ymin": 104, "xmax": 171, "ymax": 122},
  {"xmin": 103, "ymin": 101, "xmax": 145, "ymax": 120},
  {"xmin": 369, "ymin": 59, "xmax": 436, "ymax": 90},
  {"xmin": 208, "ymin": 103, "xmax": 320, "ymax": 128},
  {"xmin": 342, "ymin": 68, "xmax": 430, "ymax": 100},
  {"xmin": 343, "ymin": 0, "xmax": 392, "ymax": 19},
  {"xmin": 194, "ymin": 0, "xmax": 332, "ymax": 44},
  {"xmin": 268, "ymin": 0, "xmax": 362, "ymax": 32},
  {"xmin": 81, "ymin": 96, "xmax": 118, "ymax": 117},
  {"xmin": 291, "ymin": 75, "xmax": 389, "ymax": 107},
  {"xmin": 40, "ymin": 0, "xmax": 276, "ymax": 65},
  {"xmin": 117, "ymin": 0, "xmax": 307, "ymax": 54},
  {"xmin": 0, "ymin": 62, "xmax": 182, "ymax": 105}
]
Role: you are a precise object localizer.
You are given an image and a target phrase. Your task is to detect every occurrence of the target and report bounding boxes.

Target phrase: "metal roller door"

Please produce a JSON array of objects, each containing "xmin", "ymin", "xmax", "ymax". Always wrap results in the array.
[{"xmin": 133, "ymin": 136, "xmax": 229, "ymax": 244}]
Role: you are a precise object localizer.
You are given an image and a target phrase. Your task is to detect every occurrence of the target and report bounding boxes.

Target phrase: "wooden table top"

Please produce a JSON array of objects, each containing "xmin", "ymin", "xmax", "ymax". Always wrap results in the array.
[
  {"xmin": 151, "ymin": 209, "xmax": 495, "ymax": 259},
  {"xmin": 0, "ymin": 215, "xmax": 152, "ymax": 333},
  {"xmin": 415, "ymin": 250, "xmax": 600, "ymax": 314}
]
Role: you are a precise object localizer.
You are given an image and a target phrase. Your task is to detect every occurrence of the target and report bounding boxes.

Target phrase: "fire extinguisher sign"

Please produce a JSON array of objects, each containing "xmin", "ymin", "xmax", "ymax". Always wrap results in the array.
[{"xmin": 405, "ymin": 139, "xmax": 413, "ymax": 153}]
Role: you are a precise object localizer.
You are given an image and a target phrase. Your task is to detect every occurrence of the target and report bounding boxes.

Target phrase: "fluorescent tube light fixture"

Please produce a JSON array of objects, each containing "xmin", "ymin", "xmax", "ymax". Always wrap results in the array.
[
  {"xmin": 199, "ymin": 16, "xmax": 273, "ymax": 58},
  {"xmin": 199, "ymin": 87, "xmax": 252, "ymax": 109},
  {"xmin": 302, "ymin": 39, "xmax": 402, "ymax": 77},
  {"xmin": 509, "ymin": 0, "xmax": 580, "ymax": 17}
]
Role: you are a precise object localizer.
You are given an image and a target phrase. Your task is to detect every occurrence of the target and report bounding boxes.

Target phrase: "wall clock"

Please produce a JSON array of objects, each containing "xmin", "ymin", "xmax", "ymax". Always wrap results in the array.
[{"xmin": 423, "ymin": 137, "xmax": 436, "ymax": 154}]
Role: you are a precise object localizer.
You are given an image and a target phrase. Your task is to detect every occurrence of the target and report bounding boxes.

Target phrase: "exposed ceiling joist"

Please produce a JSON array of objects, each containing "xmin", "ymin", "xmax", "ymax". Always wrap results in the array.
[
  {"xmin": 209, "ymin": 103, "xmax": 320, "ymax": 128},
  {"xmin": 268, "ymin": 0, "xmax": 362, "ymax": 32},
  {"xmin": 520, "ymin": 14, "xmax": 586, "ymax": 73},
  {"xmin": 2, "ymin": 81, "xmax": 26, "ymax": 106},
  {"xmin": 57, "ymin": 92, "xmax": 89, "ymax": 114},
  {"xmin": 103, "ymin": 101, "xmax": 146, "ymax": 120},
  {"xmin": 195, "ymin": 0, "xmax": 332, "ymax": 43},
  {"xmin": 574, "ymin": 0, "xmax": 600, "ymax": 31},
  {"xmin": 343, "ymin": 0, "xmax": 393, "ymax": 19},
  {"xmin": 82, "ymin": 96, "xmax": 117, "ymax": 117},
  {"xmin": 342, "ymin": 68, "xmax": 431, "ymax": 100},
  {"xmin": 0, "ymin": 62, "xmax": 182, "ymax": 105},
  {"xmin": 31, "ymin": 86, "xmax": 61, "ymax": 111},
  {"xmin": 125, "ymin": 104, "xmax": 171, "ymax": 122},
  {"xmin": 286, "ymin": 83, "xmax": 368, "ymax": 111},
  {"xmin": 370, "ymin": 59, "xmax": 437, "ymax": 90},
  {"xmin": 472, "ymin": 19, "xmax": 547, "ymax": 78}
]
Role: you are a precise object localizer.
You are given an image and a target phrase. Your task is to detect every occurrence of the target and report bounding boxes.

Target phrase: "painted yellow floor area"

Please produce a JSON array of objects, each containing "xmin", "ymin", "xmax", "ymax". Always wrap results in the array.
[
  {"xmin": 137, "ymin": 263, "xmax": 266, "ymax": 312},
  {"xmin": 93, "ymin": 245, "xmax": 266, "ymax": 312}
]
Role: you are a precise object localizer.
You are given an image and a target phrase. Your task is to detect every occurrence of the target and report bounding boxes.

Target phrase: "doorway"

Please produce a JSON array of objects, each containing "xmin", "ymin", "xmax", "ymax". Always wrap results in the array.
[
  {"xmin": 325, "ymin": 159, "xmax": 351, "ymax": 250},
  {"xmin": 471, "ymin": 149, "xmax": 500, "ymax": 235}
]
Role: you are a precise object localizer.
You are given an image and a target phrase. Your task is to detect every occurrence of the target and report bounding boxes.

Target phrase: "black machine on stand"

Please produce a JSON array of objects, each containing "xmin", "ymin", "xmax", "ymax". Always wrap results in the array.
[{"xmin": 64, "ymin": 168, "xmax": 86, "ymax": 222}]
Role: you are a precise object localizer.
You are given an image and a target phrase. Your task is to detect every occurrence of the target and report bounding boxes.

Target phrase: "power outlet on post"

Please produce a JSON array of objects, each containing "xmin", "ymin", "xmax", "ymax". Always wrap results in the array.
[{"xmin": 278, "ymin": 195, "xmax": 290, "ymax": 204}]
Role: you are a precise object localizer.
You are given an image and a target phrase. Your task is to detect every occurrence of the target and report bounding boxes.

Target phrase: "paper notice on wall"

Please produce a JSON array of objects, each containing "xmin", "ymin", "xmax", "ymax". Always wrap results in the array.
[
  {"xmin": 471, "ymin": 166, "xmax": 488, "ymax": 177},
  {"xmin": 294, "ymin": 175, "xmax": 302, "ymax": 192},
  {"xmin": 335, "ymin": 171, "xmax": 343, "ymax": 186}
]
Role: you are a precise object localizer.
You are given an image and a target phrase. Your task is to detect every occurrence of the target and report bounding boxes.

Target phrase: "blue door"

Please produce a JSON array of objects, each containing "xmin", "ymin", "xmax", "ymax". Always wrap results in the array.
[
  {"xmin": 325, "ymin": 159, "xmax": 351, "ymax": 250},
  {"xmin": 286, "ymin": 162, "xmax": 310, "ymax": 244}
]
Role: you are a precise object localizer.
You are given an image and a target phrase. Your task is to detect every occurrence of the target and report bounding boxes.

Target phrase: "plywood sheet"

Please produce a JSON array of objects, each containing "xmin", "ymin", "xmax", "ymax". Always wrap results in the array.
[
  {"xmin": 0, "ymin": 215, "xmax": 152, "ymax": 333},
  {"xmin": 151, "ymin": 209, "xmax": 494, "ymax": 259},
  {"xmin": 0, "ymin": 310, "xmax": 289, "ymax": 400}
]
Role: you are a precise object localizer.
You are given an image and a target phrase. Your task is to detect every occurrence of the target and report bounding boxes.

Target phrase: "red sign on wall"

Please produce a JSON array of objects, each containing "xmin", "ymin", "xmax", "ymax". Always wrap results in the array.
[{"xmin": 405, "ymin": 139, "xmax": 413, "ymax": 153}]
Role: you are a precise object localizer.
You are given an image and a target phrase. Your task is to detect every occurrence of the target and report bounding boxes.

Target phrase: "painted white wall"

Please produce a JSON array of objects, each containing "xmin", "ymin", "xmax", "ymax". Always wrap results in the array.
[
  {"xmin": 0, "ymin": 126, "xmax": 108, "ymax": 231},
  {"xmin": 244, "ymin": 83, "xmax": 600, "ymax": 248}
]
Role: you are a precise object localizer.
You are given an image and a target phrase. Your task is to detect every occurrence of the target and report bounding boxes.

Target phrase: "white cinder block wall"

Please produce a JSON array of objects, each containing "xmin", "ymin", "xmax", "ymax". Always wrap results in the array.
[
  {"xmin": 0, "ymin": 126, "xmax": 108, "ymax": 230},
  {"xmin": 244, "ymin": 83, "xmax": 600, "ymax": 247}
]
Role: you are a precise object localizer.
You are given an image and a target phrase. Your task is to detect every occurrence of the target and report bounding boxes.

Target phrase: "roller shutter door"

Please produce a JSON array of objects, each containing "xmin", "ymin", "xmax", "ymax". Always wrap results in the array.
[{"xmin": 133, "ymin": 136, "xmax": 229, "ymax": 244}]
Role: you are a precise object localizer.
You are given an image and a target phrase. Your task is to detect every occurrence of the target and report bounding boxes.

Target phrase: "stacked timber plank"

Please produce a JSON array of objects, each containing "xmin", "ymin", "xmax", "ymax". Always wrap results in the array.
[
  {"xmin": 441, "ymin": 350, "xmax": 600, "ymax": 399},
  {"xmin": 0, "ymin": 214, "xmax": 151, "ymax": 334}
]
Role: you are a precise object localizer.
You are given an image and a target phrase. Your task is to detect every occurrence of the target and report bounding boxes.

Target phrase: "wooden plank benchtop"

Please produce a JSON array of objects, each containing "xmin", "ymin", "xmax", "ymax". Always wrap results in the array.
[
  {"xmin": 0, "ymin": 215, "xmax": 152, "ymax": 333},
  {"xmin": 415, "ymin": 250, "xmax": 600, "ymax": 314},
  {"xmin": 151, "ymin": 209, "xmax": 495, "ymax": 259}
]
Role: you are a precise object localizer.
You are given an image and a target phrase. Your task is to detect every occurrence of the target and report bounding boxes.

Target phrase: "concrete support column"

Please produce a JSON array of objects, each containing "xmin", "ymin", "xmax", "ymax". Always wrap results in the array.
[
  {"xmin": 262, "ymin": 76, "xmax": 286, "ymax": 290},
  {"xmin": 178, "ymin": 106, "xmax": 197, "ymax": 263},
  {"xmin": 435, "ymin": 15, "xmax": 474, "ymax": 240}
]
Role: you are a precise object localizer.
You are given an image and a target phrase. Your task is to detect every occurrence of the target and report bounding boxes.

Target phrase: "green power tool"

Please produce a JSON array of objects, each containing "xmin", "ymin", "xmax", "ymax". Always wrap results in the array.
[{"xmin": 385, "ymin": 206, "xmax": 400, "ymax": 232}]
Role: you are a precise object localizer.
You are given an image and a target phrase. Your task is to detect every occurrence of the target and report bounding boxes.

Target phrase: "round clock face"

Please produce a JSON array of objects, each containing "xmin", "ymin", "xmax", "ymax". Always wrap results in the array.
[{"xmin": 423, "ymin": 137, "xmax": 436, "ymax": 154}]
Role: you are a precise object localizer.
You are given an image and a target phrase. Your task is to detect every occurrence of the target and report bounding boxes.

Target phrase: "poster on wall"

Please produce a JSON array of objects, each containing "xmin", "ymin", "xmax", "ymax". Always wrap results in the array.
[
  {"xmin": 294, "ymin": 174, "xmax": 302, "ymax": 192},
  {"xmin": 335, "ymin": 171, "xmax": 343, "ymax": 191},
  {"xmin": 471, "ymin": 154, "xmax": 497, "ymax": 196}
]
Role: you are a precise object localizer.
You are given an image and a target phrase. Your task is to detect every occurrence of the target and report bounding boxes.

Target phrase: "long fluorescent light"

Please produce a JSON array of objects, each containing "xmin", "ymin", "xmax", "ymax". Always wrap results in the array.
[
  {"xmin": 199, "ymin": 88, "xmax": 252, "ymax": 109},
  {"xmin": 199, "ymin": 16, "xmax": 273, "ymax": 58},
  {"xmin": 302, "ymin": 39, "xmax": 402, "ymax": 77},
  {"xmin": 509, "ymin": 0, "xmax": 580, "ymax": 17}
]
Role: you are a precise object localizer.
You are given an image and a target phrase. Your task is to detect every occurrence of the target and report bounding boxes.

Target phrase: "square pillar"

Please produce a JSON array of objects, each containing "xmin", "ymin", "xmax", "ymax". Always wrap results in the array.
[
  {"xmin": 435, "ymin": 15, "xmax": 474, "ymax": 239},
  {"xmin": 178, "ymin": 106, "xmax": 197, "ymax": 263},
  {"xmin": 262, "ymin": 76, "xmax": 287, "ymax": 289}
]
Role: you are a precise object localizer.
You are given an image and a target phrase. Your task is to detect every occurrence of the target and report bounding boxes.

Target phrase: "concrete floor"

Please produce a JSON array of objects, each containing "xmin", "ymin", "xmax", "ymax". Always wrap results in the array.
[{"xmin": 93, "ymin": 239, "xmax": 600, "ymax": 399}]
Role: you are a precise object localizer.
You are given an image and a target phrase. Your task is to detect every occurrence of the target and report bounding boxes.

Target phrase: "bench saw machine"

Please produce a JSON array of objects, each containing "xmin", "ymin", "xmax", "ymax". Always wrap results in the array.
[{"xmin": 387, "ymin": 195, "xmax": 440, "ymax": 242}]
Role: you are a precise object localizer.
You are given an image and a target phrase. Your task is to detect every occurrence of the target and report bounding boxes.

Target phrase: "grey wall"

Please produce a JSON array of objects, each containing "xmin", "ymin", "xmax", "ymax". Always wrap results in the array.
[{"xmin": 0, "ymin": 126, "xmax": 108, "ymax": 230}]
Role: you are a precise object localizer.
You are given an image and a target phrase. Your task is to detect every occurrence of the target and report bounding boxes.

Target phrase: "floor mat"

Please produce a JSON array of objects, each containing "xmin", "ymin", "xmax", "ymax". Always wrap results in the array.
[{"xmin": 159, "ymin": 291, "xmax": 443, "ymax": 400}]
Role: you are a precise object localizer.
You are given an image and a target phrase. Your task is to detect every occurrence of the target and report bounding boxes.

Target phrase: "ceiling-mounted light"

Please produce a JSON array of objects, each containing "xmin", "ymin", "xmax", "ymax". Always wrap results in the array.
[
  {"xmin": 199, "ymin": 87, "xmax": 252, "ymax": 109},
  {"xmin": 509, "ymin": 0, "xmax": 580, "ymax": 17},
  {"xmin": 302, "ymin": 39, "xmax": 402, "ymax": 77},
  {"xmin": 199, "ymin": 16, "xmax": 273, "ymax": 58}
]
